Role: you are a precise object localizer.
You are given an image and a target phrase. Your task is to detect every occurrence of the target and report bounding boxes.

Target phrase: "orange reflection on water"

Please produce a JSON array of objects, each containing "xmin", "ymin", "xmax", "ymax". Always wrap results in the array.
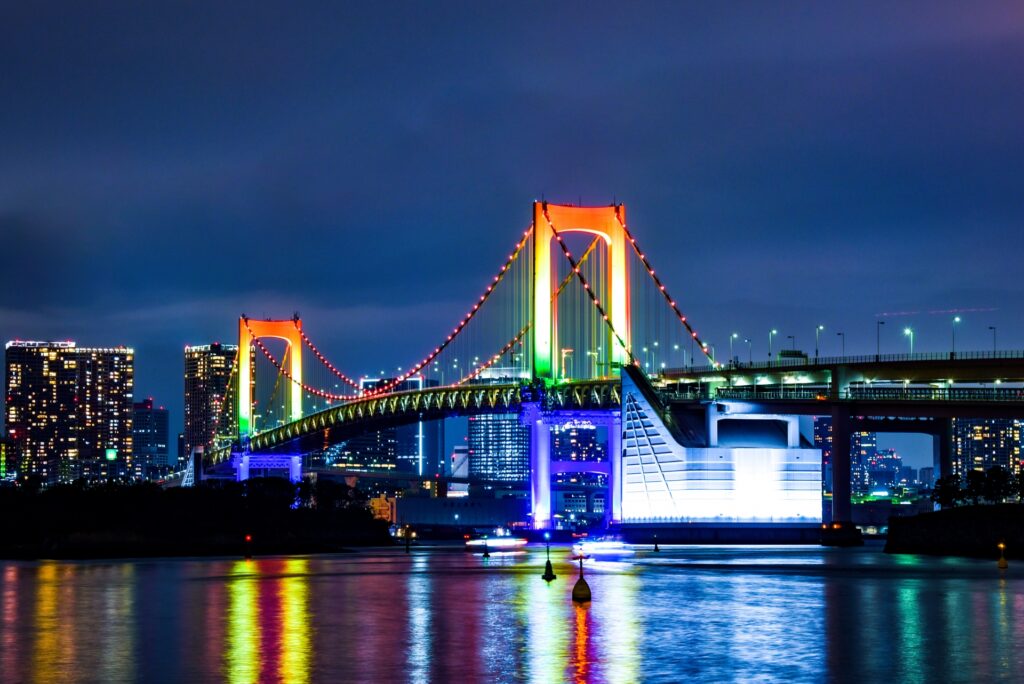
[
  {"xmin": 571, "ymin": 603, "xmax": 592, "ymax": 684},
  {"xmin": 32, "ymin": 563, "xmax": 77, "ymax": 684}
]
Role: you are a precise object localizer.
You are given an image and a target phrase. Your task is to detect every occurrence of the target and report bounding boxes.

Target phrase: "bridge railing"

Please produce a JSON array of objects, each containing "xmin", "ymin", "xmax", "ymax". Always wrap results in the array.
[
  {"xmin": 663, "ymin": 349, "xmax": 1024, "ymax": 375},
  {"xmin": 706, "ymin": 386, "xmax": 1024, "ymax": 403},
  {"xmin": 844, "ymin": 386, "xmax": 1024, "ymax": 402}
]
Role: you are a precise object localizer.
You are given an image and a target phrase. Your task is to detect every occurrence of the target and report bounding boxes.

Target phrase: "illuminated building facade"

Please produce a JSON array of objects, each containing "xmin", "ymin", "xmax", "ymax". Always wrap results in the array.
[
  {"xmin": 851, "ymin": 431, "xmax": 878, "ymax": 493},
  {"xmin": 865, "ymin": 448, "xmax": 902, "ymax": 489},
  {"xmin": 468, "ymin": 413, "xmax": 530, "ymax": 482},
  {"xmin": 4, "ymin": 341, "xmax": 134, "ymax": 484},
  {"xmin": 133, "ymin": 398, "xmax": 170, "ymax": 476},
  {"xmin": 0, "ymin": 435, "xmax": 14, "ymax": 480},
  {"xmin": 619, "ymin": 371, "xmax": 820, "ymax": 524},
  {"xmin": 184, "ymin": 343, "xmax": 242, "ymax": 458},
  {"xmin": 952, "ymin": 418, "xmax": 1022, "ymax": 475}
]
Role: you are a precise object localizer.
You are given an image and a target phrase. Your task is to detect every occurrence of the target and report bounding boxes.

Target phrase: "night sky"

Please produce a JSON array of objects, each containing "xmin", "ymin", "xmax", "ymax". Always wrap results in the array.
[{"xmin": 2, "ymin": 2, "xmax": 1023, "ymax": 463}]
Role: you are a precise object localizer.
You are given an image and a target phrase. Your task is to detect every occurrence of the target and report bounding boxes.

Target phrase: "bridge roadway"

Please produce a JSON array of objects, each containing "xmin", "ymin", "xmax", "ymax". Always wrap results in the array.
[
  {"xmin": 209, "ymin": 378, "xmax": 622, "ymax": 464},
  {"xmin": 662, "ymin": 349, "xmax": 1024, "ymax": 391},
  {"xmin": 212, "ymin": 354, "xmax": 1024, "ymax": 465}
]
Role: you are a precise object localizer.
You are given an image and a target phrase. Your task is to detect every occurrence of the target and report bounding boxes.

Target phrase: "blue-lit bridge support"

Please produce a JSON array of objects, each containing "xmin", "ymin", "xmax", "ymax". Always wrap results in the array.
[
  {"xmin": 523, "ymin": 402, "xmax": 621, "ymax": 530},
  {"xmin": 233, "ymin": 453, "xmax": 303, "ymax": 483}
]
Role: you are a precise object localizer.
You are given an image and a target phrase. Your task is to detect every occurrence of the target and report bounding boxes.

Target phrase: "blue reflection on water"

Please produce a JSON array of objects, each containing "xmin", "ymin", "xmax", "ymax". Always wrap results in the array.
[{"xmin": 0, "ymin": 543, "xmax": 1022, "ymax": 683}]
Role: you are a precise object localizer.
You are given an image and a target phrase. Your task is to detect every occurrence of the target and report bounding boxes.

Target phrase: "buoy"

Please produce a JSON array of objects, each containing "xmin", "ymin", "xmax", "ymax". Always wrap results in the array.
[
  {"xmin": 542, "ymin": 534, "xmax": 557, "ymax": 581},
  {"xmin": 572, "ymin": 556, "xmax": 591, "ymax": 603},
  {"xmin": 653, "ymin": 534, "xmax": 660, "ymax": 552},
  {"xmin": 998, "ymin": 542, "xmax": 1008, "ymax": 570},
  {"xmin": 482, "ymin": 542, "xmax": 490, "ymax": 559}
]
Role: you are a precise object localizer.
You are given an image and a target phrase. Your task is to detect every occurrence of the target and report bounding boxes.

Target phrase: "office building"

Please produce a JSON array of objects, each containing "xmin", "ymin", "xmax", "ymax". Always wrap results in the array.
[
  {"xmin": 5, "ymin": 341, "xmax": 134, "ymax": 484},
  {"xmin": 865, "ymin": 447, "xmax": 902, "ymax": 489},
  {"xmin": 468, "ymin": 413, "xmax": 530, "ymax": 482},
  {"xmin": 133, "ymin": 398, "xmax": 170, "ymax": 476}
]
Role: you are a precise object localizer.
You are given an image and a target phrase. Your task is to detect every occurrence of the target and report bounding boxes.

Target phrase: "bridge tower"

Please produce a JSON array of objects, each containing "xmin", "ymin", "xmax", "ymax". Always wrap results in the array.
[
  {"xmin": 237, "ymin": 316, "xmax": 303, "ymax": 437},
  {"xmin": 532, "ymin": 202, "xmax": 630, "ymax": 382}
]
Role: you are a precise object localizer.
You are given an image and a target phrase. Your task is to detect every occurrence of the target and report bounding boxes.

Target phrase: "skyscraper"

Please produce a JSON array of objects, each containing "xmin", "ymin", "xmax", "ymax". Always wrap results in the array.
[
  {"xmin": 851, "ymin": 431, "xmax": 878, "ymax": 492},
  {"xmin": 133, "ymin": 398, "xmax": 170, "ymax": 477},
  {"xmin": 866, "ymin": 447, "xmax": 902, "ymax": 489},
  {"xmin": 468, "ymin": 413, "xmax": 530, "ymax": 482},
  {"xmin": 5, "ymin": 341, "xmax": 134, "ymax": 484},
  {"xmin": 184, "ymin": 343, "xmax": 241, "ymax": 458},
  {"xmin": 952, "ymin": 418, "xmax": 1022, "ymax": 475}
]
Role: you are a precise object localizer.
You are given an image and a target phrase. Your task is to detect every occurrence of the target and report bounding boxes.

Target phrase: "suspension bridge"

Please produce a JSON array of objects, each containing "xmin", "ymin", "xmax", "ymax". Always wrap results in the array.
[{"xmin": 181, "ymin": 201, "xmax": 1024, "ymax": 535}]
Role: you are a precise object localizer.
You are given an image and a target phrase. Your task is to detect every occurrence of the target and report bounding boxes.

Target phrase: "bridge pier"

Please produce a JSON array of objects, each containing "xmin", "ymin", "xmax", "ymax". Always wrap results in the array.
[
  {"xmin": 609, "ymin": 414, "xmax": 622, "ymax": 525},
  {"xmin": 830, "ymin": 406, "xmax": 852, "ymax": 524},
  {"xmin": 525, "ymin": 403, "xmax": 622, "ymax": 530},
  {"xmin": 934, "ymin": 417, "xmax": 954, "ymax": 480},
  {"xmin": 524, "ymin": 403, "xmax": 552, "ymax": 530}
]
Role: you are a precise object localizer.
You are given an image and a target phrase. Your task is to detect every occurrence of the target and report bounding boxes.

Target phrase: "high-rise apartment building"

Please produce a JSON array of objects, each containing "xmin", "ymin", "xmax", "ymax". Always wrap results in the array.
[
  {"xmin": 184, "ymin": 343, "xmax": 242, "ymax": 458},
  {"xmin": 952, "ymin": 418, "xmax": 1022, "ymax": 475},
  {"xmin": 5, "ymin": 341, "xmax": 134, "ymax": 484},
  {"xmin": 133, "ymin": 398, "xmax": 170, "ymax": 476}
]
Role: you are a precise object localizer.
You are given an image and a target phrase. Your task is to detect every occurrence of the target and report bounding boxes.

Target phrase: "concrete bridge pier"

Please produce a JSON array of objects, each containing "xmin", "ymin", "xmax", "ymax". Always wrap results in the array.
[
  {"xmin": 830, "ymin": 406, "xmax": 852, "ymax": 524},
  {"xmin": 933, "ymin": 417, "xmax": 954, "ymax": 480}
]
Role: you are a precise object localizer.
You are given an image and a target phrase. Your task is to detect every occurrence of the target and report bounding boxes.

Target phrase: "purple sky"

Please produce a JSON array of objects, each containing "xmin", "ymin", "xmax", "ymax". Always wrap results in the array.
[{"xmin": 2, "ymin": 2, "xmax": 1023, "ymax": 455}]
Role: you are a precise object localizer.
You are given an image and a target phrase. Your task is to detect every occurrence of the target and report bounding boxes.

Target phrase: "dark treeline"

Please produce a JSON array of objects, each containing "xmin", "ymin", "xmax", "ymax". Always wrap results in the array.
[
  {"xmin": 930, "ymin": 466, "xmax": 1024, "ymax": 507},
  {"xmin": 0, "ymin": 478, "xmax": 392, "ymax": 559}
]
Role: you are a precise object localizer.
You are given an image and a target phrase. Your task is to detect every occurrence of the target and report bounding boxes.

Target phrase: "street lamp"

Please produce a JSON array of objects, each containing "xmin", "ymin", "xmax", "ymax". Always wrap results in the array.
[
  {"xmin": 744, "ymin": 338, "xmax": 752, "ymax": 364},
  {"xmin": 769, "ymin": 329, "xmax": 778, "ymax": 359},
  {"xmin": 904, "ymin": 327, "xmax": 914, "ymax": 354},
  {"xmin": 730, "ymin": 333, "xmax": 738, "ymax": 366},
  {"xmin": 814, "ymin": 325, "xmax": 825, "ymax": 359},
  {"xmin": 951, "ymin": 316, "xmax": 961, "ymax": 357},
  {"xmin": 836, "ymin": 331, "xmax": 846, "ymax": 357},
  {"xmin": 876, "ymin": 320, "xmax": 885, "ymax": 359},
  {"xmin": 989, "ymin": 326, "xmax": 997, "ymax": 354}
]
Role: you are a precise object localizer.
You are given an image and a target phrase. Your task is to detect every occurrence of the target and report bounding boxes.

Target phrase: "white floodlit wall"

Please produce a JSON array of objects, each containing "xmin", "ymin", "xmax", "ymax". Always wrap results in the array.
[{"xmin": 620, "ymin": 374, "xmax": 821, "ymax": 524}]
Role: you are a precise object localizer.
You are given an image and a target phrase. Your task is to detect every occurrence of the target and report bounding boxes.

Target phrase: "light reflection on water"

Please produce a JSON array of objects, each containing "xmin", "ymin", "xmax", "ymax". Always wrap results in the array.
[{"xmin": 1, "ymin": 544, "xmax": 1023, "ymax": 682}]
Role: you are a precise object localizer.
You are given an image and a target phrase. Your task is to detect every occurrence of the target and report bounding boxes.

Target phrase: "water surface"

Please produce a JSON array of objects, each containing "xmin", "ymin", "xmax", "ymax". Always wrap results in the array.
[{"xmin": 2, "ymin": 543, "xmax": 1021, "ymax": 683}]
